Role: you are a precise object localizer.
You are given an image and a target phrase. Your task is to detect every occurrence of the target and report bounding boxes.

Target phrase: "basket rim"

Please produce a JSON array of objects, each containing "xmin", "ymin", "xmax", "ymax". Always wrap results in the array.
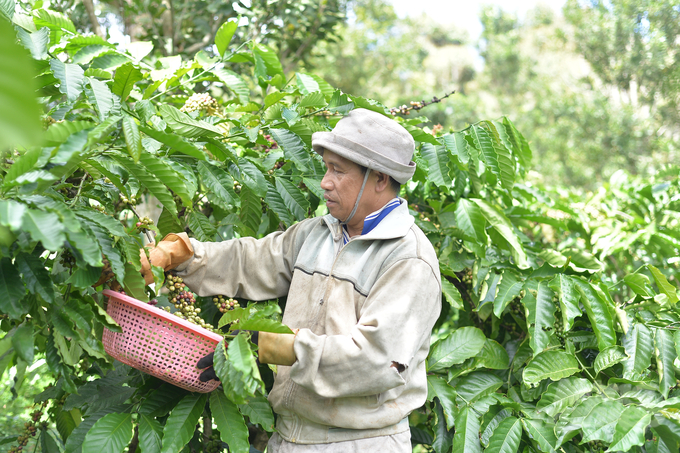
[{"xmin": 102, "ymin": 289, "xmax": 224, "ymax": 343}]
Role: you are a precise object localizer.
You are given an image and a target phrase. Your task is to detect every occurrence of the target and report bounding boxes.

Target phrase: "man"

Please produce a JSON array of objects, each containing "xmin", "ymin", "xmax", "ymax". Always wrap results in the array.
[{"xmin": 142, "ymin": 108, "xmax": 442, "ymax": 452}]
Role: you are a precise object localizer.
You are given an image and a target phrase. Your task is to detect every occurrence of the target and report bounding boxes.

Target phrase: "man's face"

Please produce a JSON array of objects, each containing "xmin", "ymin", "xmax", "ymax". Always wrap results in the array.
[{"xmin": 320, "ymin": 150, "xmax": 366, "ymax": 221}]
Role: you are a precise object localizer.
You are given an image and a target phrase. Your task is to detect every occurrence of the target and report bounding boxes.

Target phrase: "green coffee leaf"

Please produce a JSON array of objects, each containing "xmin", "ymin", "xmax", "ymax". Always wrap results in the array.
[
  {"xmin": 269, "ymin": 128, "xmax": 311, "ymax": 172},
  {"xmin": 455, "ymin": 198, "xmax": 487, "ymax": 244},
  {"xmin": 160, "ymin": 393, "xmax": 207, "ymax": 453},
  {"xmin": 239, "ymin": 185, "xmax": 262, "ymax": 235},
  {"xmin": 238, "ymin": 395, "xmax": 275, "ymax": 432},
  {"xmin": 426, "ymin": 375, "xmax": 457, "ymax": 429},
  {"xmin": 655, "ymin": 327, "xmax": 677, "ymax": 398},
  {"xmin": 159, "ymin": 105, "xmax": 222, "ymax": 138},
  {"xmin": 475, "ymin": 339, "xmax": 509, "ymax": 370},
  {"xmin": 234, "ymin": 158, "xmax": 267, "ymax": 197},
  {"xmin": 573, "ymin": 278, "xmax": 616, "ymax": 351},
  {"xmin": 210, "ymin": 392, "xmax": 249, "ymax": 453},
  {"xmin": 493, "ymin": 270, "xmax": 522, "ymax": 317},
  {"xmin": 299, "ymin": 91, "xmax": 327, "ymax": 109},
  {"xmin": 112, "ymin": 62, "xmax": 142, "ymax": 101},
  {"xmin": 34, "ymin": 8, "xmax": 76, "ymax": 33},
  {"xmin": 428, "ymin": 326, "xmax": 486, "ymax": 372},
  {"xmin": 523, "ymin": 350, "xmax": 579, "ymax": 386},
  {"xmin": 0, "ymin": 19, "xmax": 41, "ymax": 148},
  {"xmin": 122, "ymin": 115, "xmax": 142, "ymax": 162},
  {"xmin": 139, "ymin": 384, "xmax": 187, "ymax": 417},
  {"xmin": 594, "ymin": 346, "xmax": 627, "ymax": 375},
  {"xmin": 11, "ymin": 323, "xmax": 34, "ymax": 364},
  {"xmin": 441, "ymin": 278, "xmax": 464, "ymax": 310},
  {"xmin": 264, "ymin": 181, "xmax": 294, "ymax": 227},
  {"xmin": 523, "ymin": 281, "xmax": 555, "ymax": 355},
  {"xmin": 481, "ymin": 120, "xmax": 515, "ymax": 190},
  {"xmin": 186, "ymin": 211, "xmax": 217, "ymax": 242},
  {"xmin": 521, "ymin": 418, "xmax": 557, "ymax": 453},
  {"xmin": 455, "ymin": 371, "xmax": 503, "ymax": 403},
  {"xmin": 209, "ymin": 67, "xmax": 250, "ymax": 104},
  {"xmin": 65, "ymin": 228, "xmax": 104, "ymax": 267},
  {"xmin": 622, "ymin": 323, "xmax": 653, "ymax": 379},
  {"xmin": 197, "ymin": 161, "xmax": 236, "ymax": 205},
  {"xmin": 215, "ymin": 20, "xmax": 238, "ymax": 58},
  {"xmin": 122, "ymin": 262, "xmax": 147, "ymax": 302},
  {"xmin": 442, "ymin": 131, "xmax": 471, "ymax": 165},
  {"xmin": 157, "ymin": 208, "xmax": 183, "ymax": 238},
  {"xmin": 81, "ymin": 413, "xmax": 133, "ymax": 453},
  {"xmin": 471, "ymin": 199, "xmax": 528, "ymax": 269},
  {"xmin": 50, "ymin": 59, "xmax": 85, "ymax": 102},
  {"xmin": 40, "ymin": 427, "xmax": 62, "ymax": 453},
  {"xmin": 15, "ymin": 252, "xmax": 55, "ymax": 303},
  {"xmin": 502, "ymin": 117, "xmax": 532, "ymax": 167},
  {"xmin": 252, "ymin": 43, "xmax": 285, "ymax": 80},
  {"xmin": 608, "ymin": 406, "xmax": 651, "ymax": 452},
  {"xmin": 486, "ymin": 416, "xmax": 522, "ymax": 453},
  {"xmin": 623, "ymin": 272, "xmax": 656, "ymax": 298},
  {"xmin": 566, "ymin": 249, "xmax": 603, "ymax": 273},
  {"xmin": 421, "ymin": 143, "xmax": 453, "ymax": 187},
  {"xmin": 139, "ymin": 153, "xmax": 192, "ymax": 206},
  {"xmin": 581, "ymin": 399, "xmax": 626, "ymax": 443},
  {"xmin": 536, "ymin": 377, "xmax": 592, "ymax": 417},
  {"xmin": 648, "ymin": 265, "xmax": 679, "ymax": 305},
  {"xmin": 214, "ymin": 337, "xmax": 260, "ymax": 404},
  {"xmin": 296, "ymin": 73, "xmax": 321, "ymax": 94},
  {"xmin": 138, "ymin": 414, "xmax": 163, "ymax": 453},
  {"xmin": 88, "ymin": 77, "xmax": 115, "ymax": 120},
  {"xmin": 140, "ymin": 126, "xmax": 207, "ymax": 160},
  {"xmin": 275, "ymin": 178, "xmax": 310, "ymax": 221},
  {"xmin": 17, "ymin": 27, "xmax": 49, "ymax": 60},
  {"xmin": 114, "ymin": 155, "xmax": 177, "ymax": 216},
  {"xmin": 432, "ymin": 400, "xmax": 453, "ymax": 453},
  {"xmin": 548, "ymin": 274, "xmax": 581, "ymax": 331},
  {"xmin": 232, "ymin": 317, "xmax": 293, "ymax": 334},
  {"xmin": 452, "ymin": 406, "xmax": 482, "ymax": 453},
  {"xmin": 0, "ymin": 257, "xmax": 26, "ymax": 319}
]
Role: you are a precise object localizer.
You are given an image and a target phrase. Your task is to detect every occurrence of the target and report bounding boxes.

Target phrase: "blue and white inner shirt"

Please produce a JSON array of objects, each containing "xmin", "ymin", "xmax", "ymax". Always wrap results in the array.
[{"xmin": 342, "ymin": 198, "xmax": 401, "ymax": 246}]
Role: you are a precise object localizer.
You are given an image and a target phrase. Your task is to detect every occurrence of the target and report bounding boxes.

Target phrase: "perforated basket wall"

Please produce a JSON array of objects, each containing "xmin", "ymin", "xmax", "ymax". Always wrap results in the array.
[{"xmin": 101, "ymin": 289, "xmax": 222, "ymax": 393}]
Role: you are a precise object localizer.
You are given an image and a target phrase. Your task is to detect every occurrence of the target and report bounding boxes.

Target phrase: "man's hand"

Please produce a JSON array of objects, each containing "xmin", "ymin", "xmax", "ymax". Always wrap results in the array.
[
  {"xmin": 140, "ymin": 233, "xmax": 193, "ymax": 284},
  {"xmin": 197, "ymin": 330, "xmax": 298, "ymax": 382},
  {"xmin": 197, "ymin": 331, "xmax": 260, "ymax": 382},
  {"xmin": 258, "ymin": 331, "xmax": 297, "ymax": 366},
  {"xmin": 197, "ymin": 352, "xmax": 218, "ymax": 382}
]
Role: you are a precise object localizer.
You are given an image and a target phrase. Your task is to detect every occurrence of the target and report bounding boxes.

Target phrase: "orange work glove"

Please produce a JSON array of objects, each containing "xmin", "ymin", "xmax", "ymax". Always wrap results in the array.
[
  {"xmin": 140, "ymin": 232, "xmax": 194, "ymax": 284},
  {"xmin": 258, "ymin": 330, "xmax": 298, "ymax": 366}
]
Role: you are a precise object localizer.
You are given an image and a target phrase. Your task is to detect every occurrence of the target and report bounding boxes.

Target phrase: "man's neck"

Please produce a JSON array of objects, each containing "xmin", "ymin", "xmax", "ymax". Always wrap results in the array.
[{"xmin": 345, "ymin": 194, "xmax": 398, "ymax": 237}]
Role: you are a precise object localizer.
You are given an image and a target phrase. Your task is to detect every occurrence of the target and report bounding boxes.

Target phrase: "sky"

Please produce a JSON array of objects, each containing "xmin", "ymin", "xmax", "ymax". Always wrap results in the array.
[{"xmin": 387, "ymin": 0, "xmax": 567, "ymax": 40}]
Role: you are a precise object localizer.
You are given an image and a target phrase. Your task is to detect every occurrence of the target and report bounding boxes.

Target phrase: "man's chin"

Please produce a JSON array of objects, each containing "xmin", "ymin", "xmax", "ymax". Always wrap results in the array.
[{"xmin": 325, "ymin": 204, "xmax": 344, "ymax": 220}]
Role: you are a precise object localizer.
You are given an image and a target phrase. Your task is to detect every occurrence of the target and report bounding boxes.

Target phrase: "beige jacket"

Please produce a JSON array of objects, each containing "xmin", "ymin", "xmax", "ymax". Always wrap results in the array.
[{"xmin": 175, "ymin": 201, "xmax": 442, "ymax": 444}]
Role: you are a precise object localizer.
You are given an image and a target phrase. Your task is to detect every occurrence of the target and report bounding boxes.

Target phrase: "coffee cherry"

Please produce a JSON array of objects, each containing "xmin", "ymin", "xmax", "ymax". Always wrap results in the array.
[{"xmin": 180, "ymin": 93, "xmax": 219, "ymax": 115}]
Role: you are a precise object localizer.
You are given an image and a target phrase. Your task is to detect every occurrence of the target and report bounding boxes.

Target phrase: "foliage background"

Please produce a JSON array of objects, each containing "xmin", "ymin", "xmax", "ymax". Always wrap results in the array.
[{"xmin": 1, "ymin": 1, "xmax": 680, "ymax": 453}]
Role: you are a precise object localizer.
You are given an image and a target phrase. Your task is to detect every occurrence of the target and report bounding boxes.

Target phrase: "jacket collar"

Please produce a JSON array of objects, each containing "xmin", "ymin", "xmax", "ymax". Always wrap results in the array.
[{"xmin": 321, "ymin": 198, "xmax": 414, "ymax": 241}]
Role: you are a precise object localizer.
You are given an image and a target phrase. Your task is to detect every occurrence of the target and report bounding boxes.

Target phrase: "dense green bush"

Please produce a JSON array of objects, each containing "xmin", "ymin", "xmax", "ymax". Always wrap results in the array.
[{"xmin": 1, "ymin": 3, "xmax": 680, "ymax": 453}]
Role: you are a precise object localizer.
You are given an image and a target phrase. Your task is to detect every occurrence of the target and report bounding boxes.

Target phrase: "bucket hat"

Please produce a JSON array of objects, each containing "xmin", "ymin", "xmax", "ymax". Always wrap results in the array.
[{"xmin": 311, "ymin": 108, "xmax": 416, "ymax": 184}]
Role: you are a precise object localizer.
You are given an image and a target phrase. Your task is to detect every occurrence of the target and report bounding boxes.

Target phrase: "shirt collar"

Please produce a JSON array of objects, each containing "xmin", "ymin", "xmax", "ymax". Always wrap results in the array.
[{"xmin": 341, "ymin": 197, "xmax": 402, "ymax": 245}]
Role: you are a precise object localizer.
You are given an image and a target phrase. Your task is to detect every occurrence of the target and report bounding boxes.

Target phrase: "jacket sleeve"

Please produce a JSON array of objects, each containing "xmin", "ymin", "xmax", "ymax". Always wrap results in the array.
[
  {"xmin": 289, "ymin": 257, "xmax": 442, "ymax": 398},
  {"xmin": 174, "ymin": 219, "xmax": 316, "ymax": 300}
]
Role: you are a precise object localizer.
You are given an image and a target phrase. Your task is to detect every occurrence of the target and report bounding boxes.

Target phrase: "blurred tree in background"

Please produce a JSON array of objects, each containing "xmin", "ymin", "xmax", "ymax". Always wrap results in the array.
[
  {"xmin": 45, "ymin": 0, "xmax": 347, "ymax": 69},
  {"xmin": 26, "ymin": 0, "xmax": 679, "ymax": 189},
  {"xmin": 476, "ymin": 0, "xmax": 680, "ymax": 188}
]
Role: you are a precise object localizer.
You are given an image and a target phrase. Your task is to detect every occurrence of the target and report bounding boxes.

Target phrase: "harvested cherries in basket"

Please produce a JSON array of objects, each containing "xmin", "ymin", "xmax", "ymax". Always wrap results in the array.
[{"xmin": 160, "ymin": 276, "xmax": 240, "ymax": 330}]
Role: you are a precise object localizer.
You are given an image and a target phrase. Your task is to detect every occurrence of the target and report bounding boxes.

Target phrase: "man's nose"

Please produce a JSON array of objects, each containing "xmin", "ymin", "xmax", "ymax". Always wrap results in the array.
[{"xmin": 320, "ymin": 172, "xmax": 332, "ymax": 190}]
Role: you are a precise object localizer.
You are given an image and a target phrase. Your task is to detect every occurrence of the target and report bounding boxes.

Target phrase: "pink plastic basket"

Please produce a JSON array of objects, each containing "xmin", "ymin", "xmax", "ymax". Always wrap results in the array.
[{"xmin": 101, "ymin": 289, "xmax": 223, "ymax": 393}]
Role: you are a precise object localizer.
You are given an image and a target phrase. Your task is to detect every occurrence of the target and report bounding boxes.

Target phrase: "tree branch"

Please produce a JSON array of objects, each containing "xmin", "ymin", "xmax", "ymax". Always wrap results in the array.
[{"xmin": 82, "ymin": 0, "xmax": 104, "ymax": 38}]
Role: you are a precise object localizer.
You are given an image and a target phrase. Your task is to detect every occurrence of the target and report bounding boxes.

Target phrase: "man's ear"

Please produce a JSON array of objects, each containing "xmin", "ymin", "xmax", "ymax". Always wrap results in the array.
[{"xmin": 374, "ymin": 171, "xmax": 390, "ymax": 193}]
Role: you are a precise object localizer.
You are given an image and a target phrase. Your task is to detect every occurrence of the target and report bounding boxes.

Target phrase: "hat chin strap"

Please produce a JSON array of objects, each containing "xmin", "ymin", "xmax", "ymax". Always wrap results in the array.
[{"xmin": 340, "ymin": 169, "xmax": 371, "ymax": 226}]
